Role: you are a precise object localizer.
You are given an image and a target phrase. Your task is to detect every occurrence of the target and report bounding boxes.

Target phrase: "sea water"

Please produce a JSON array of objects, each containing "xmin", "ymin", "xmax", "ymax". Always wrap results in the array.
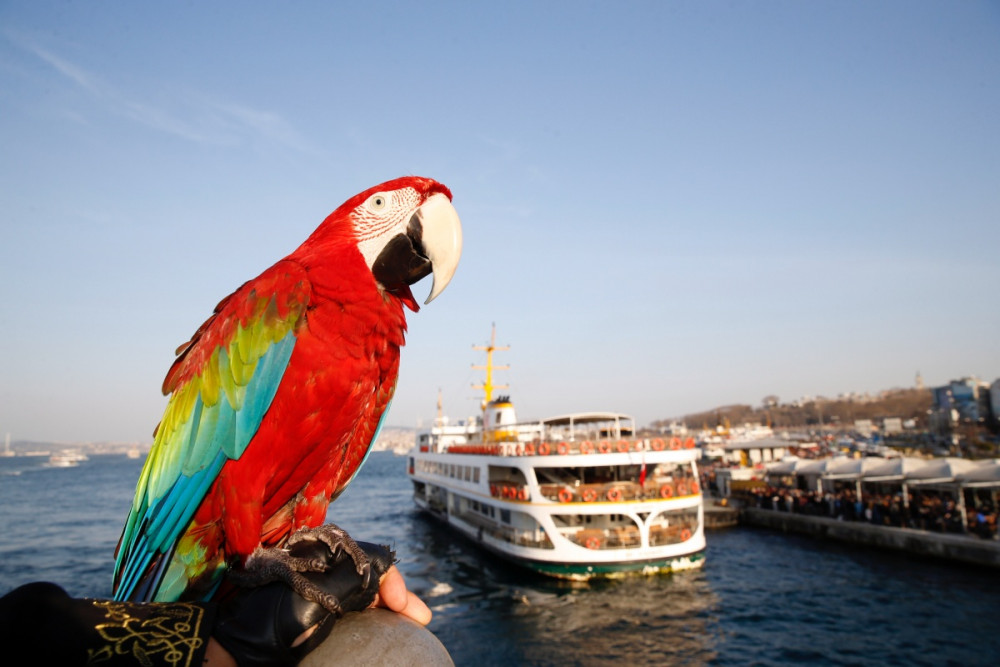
[{"xmin": 1, "ymin": 452, "xmax": 997, "ymax": 665}]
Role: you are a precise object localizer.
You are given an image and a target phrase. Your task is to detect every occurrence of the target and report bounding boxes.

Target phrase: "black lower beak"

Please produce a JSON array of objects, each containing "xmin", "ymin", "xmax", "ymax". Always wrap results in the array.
[{"xmin": 371, "ymin": 214, "xmax": 432, "ymax": 293}]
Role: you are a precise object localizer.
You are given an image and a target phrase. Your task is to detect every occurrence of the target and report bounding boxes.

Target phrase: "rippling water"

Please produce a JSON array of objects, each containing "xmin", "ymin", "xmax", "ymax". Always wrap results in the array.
[{"xmin": 2, "ymin": 452, "xmax": 997, "ymax": 665}]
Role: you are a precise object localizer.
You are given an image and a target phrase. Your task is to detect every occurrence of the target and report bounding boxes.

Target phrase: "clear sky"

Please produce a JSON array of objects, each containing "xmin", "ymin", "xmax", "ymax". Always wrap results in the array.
[{"xmin": 1, "ymin": 1, "xmax": 998, "ymax": 443}]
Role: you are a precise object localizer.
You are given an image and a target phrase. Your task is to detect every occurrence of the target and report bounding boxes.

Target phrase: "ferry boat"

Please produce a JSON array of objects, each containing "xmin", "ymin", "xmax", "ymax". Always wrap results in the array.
[
  {"xmin": 405, "ymin": 328, "xmax": 706, "ymax": 580},
  {"xmin": 48, "ymin": 449, "xmax": 89, "ymax": 468}
]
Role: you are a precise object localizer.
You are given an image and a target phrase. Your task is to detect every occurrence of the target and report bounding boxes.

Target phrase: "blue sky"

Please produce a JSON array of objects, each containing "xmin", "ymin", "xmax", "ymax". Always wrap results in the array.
[{"xmin": 1, "ymin": 2, "xmax": 998, "ymax": 442}]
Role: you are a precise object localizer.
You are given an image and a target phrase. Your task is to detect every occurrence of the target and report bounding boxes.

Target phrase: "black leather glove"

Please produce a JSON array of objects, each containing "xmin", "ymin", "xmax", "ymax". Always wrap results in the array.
[{"xmin": 213, "ymin": 540, "xmax": 394, "ymax": 667}]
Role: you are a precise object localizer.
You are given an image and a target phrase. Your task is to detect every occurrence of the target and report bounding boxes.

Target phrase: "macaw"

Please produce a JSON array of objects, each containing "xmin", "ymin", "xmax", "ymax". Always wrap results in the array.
[{"xmin": 112, "ymin": 176, "xmax": 462, "ymax": 606}]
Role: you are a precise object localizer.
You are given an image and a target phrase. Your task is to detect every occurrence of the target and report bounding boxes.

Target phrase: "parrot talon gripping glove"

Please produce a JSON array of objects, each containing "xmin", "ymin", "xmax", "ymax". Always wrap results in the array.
[{"xmin": 214, "ymin": 539, "xmax": 395, "ymax": 667}]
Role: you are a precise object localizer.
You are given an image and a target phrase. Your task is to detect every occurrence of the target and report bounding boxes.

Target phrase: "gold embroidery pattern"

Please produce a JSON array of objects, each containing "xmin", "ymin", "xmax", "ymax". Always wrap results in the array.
[{"xmin": 86, "ymin": 599, "xmax": 206, "ymax": 667}]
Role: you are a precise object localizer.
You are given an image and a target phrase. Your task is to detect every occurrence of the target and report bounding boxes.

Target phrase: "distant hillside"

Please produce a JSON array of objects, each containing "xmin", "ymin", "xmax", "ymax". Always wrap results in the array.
[{"xmin": 655, "ymin": 388, "xmax": 933, "ymax": 430}]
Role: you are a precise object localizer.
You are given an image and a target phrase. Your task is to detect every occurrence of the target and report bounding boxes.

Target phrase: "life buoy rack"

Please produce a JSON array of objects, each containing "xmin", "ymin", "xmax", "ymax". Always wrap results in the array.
[
  {"xmin": 558, "ymin": 488, "xmax": 574, "ymax": 503},
  {"xmin": 651, "ymin": 438, "xmax": 665, "ymax": 451},
  {"xmin": 680, "ymin": 527, "xmax": 692, "ymax": 541},
  {"xmin": 524, "ymin": 442, "xmax": 535, "ymax": 456},
  {"xmin": 598, "ymin": 440, "xmax": 611, "ymax": 454},
  {"xmin": 659, "ymin": 484, "xmax": 673, "ymax": 498},
  {"xmin": 669, "ymin": 437, "xmax": 682, "ymax": 450},
  {"xmin": 537, "ymin": 442, "xmax": 551, "ymax": 456},
  {"xmin": 582, "ymin": 488, "xmax": 598, "ymax": 502},
  {"xmin": 616, "ymin": 440, "xmax": 629, "ymax": 453},
  {"xmin": 606, "ymin": 487, "xmax": 623, "ymax": 502},
  {"xmin": 580, "ymin": 441, "xmax": 594, "ymax": 455},
  {"xmin": 585, "ymin": 536, "xmax": 601, "ymax": 550},
  {"xmin": 557, "ymin": 441, "xmax": 570, "ymax": 455}
]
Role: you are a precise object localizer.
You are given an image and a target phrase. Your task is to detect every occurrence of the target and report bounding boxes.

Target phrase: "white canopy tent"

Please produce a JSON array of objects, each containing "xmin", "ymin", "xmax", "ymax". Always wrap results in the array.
[
  {"xmin": 905, "ymin": 458, "xmax": 980, "ymax": 485},
  {"xmin": 861, "ymin": 457, "xmax": 927, "ymax": 481},
  {"xmin": 823, "ymin": 457, "xmax": 890, "ymax": 497},
  {"xmin": 796, "ymin": 457, "xmax": 849, "ymax": 492},
  {"xmin": 765, "ymin": 458, "xmax": 801, "ymax": 476},
  {"xmin": 955, "ymin": 462, "xmax": 1000, "ymax": 487}
]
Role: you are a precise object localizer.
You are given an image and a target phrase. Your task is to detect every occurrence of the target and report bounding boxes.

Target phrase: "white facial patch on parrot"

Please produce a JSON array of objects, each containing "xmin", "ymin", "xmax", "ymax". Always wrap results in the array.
[{"xmin": 354, "ymin": 187, "xmax": 422, "ymax": 269}]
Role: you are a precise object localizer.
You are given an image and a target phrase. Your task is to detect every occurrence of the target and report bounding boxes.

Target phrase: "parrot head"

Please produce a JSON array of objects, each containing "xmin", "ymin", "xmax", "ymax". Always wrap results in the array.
[{"xmin": 301, "ymin": 176, "xmax": 462, "ymax": 311}]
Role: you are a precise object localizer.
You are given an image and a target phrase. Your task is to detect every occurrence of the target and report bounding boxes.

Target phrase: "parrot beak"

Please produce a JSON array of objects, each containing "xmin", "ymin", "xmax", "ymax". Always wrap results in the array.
[
  {"xmin": 418, "ymin": 193, "xmax": 462, "ymax": 304},
  {"xmin": 370, "ymin": 192, "xmax": 462, "ymax": 306}
]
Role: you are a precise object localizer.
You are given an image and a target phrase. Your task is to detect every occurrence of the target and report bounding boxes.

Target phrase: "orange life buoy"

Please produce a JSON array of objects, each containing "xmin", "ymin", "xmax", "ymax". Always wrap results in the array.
[
  {"xmin": 598, "ymin": 440, "xmax": 611, "ymax": 454},
  {"xmin": 675, "ymin": 480, "xmax": 688, "ymax": 496},
  {"xmin": 680, "ymin": 528, "xmax": 692, "ymax": 541},
  {"xmin": 634, "ymin": 440, "xmax": 645, "ymax": 452},
  {"xmin": 557, "ymin": 441, "xmax": 569, "ymax": 455},
  {"xmin": 518, "ymin": 487, "xmax": 528, "ymax": 501},
  {"xmin": 616, "ymin": 440, "xmax": 629, "ymax": 453},
  {"xmin": 607, "ymin": 487, "xmax": 623, "ymax": 502},
  {"xmin": 585, "ymin": 536, "xmax": 601, "ymax": 550},
  {"xmin": 659, "ymin": 484, "xmax": 673, "ymax": 498},
  {"xmin": 651, "ymin": 438, "xmax": 665, "ymax": 451},
  {"xmin": 691, "ymin": 480, "xmax": 700, "ymax": 494},
  {"xmin": 582, "ymin": 488, "xmax": 598, "ymax": 502},
  {"xmin": 580, "ymin": 441, "xmax": 594, "ymax": 455},
  {"xmin": 558, "ymin": 488, "xmax": 574, "ymax": 503},
  {"xmin": 524, "ymin": 442, "xmax": 535, "ymax": 456},
  {"xmin": 669, "ymin": 437, "xmax": 682, "ymax": 450},
  {"xmin": 490, "ymin": 484, "xmax": 498, "ymax": 497},
  {"xmin": 684, "ymin": 437, "xmax": 696, "ymax": 449},
  {"xmin": 538, "ymin": 442, "xmax": 551, "ymax": 456}
]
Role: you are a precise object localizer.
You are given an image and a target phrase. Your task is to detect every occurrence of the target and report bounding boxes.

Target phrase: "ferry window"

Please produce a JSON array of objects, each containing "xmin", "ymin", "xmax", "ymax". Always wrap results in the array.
[
  {"xmin": 464, "ymin": 467, "xmax": 471, "ymax": 481},
  {"xmin": 473, "ymin": 468, "xmax": 480, "ymax": 483},
  {"xmin": 500, "ymin": 509, "xmax": 511, "ymax": 524}
]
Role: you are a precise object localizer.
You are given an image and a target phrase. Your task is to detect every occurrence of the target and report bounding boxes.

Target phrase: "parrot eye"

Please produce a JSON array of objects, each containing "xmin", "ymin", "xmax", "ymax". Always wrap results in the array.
[{"xmin": 368, "ymin": 194, "xmax": 388, "ymax": 212}]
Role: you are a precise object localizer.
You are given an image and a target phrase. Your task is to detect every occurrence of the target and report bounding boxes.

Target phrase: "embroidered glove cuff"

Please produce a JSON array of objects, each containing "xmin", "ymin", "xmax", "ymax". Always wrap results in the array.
[{"xmin": 0, "ymin": 581, "xmax": 215, "ymax": 666}]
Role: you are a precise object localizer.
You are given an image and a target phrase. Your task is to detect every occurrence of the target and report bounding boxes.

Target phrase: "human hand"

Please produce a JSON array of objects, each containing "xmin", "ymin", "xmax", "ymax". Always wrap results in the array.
[
  {"xmin": 372, "ymin": 564, "xmax": 432, "ymax": 625},
  {"xmin": 212, "ymin": 540, "xmax": 394, "ymax": 667}
]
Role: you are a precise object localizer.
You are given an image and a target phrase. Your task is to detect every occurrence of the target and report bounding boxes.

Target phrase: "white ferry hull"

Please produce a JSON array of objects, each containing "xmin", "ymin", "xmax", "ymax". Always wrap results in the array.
[
  {"xmin": 415, "ymin": 492, "xmax": 706, "ymax": 580},
  {"xmin": 408, "ymin": 442, "xmax": 707, "ymax": 581}
]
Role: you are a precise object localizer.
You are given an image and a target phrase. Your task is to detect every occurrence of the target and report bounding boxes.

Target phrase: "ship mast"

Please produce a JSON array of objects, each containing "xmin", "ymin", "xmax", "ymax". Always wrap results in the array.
[
  {"xmin": 472, "ymin": 324, "xmax": 509, "ymax": 440},
  {"xmin": 472, "ymin": 324, "xmax": 509, "ymax": 408}
]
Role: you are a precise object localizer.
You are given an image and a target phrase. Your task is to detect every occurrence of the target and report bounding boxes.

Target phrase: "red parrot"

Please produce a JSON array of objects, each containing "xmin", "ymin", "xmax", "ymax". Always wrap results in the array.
[{"xmin": 113, "ymin": 176, "xmax": 461, "ymax": 605}]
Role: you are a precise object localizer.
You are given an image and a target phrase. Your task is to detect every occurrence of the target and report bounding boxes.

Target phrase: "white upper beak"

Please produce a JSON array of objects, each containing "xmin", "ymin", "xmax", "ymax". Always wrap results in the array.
[{"xmin": 418, "ymin": 193, "xmax": 463, "ymax": 304}]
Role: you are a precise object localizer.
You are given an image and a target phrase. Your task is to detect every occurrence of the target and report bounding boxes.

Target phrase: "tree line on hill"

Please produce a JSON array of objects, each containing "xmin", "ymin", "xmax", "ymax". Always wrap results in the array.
[{"xmin": 655, "ymin": 388, "xmax": 933, "ymax": 431}]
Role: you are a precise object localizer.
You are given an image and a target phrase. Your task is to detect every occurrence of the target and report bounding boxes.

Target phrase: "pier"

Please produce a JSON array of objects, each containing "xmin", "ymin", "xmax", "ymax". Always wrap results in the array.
[{"xmin": 740, "ymin": 507, "xmax": 1000, "ymax": 568}]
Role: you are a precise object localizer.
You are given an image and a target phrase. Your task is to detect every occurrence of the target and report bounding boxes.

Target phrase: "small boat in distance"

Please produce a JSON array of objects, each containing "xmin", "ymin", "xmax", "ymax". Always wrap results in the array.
[
  {"xmin": 47, "ymin": 449, "xmax": 89, "ymax": 468},
  {"xmin": 406, "ymin": 327, "xmax": 706, "ymax": 580}
]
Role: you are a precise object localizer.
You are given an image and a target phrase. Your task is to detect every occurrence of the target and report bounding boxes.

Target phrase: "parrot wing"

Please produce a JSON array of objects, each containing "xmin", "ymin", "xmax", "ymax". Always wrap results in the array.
[{"xmin": 113, "ymin": 260, "xmax": 310, "ymax": 601}]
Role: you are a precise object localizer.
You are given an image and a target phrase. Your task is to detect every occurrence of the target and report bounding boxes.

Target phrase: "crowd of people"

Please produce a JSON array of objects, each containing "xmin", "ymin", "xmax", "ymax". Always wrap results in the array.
[{"xmin": 737, "ymin": 483, "xmax": 998, "ymax": 539}]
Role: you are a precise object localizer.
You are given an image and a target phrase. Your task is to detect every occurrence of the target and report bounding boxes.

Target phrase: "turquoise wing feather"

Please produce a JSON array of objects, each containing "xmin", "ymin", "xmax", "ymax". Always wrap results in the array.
[{"xmin": 113, "ymin": 263, "xmax": 309, "ymax": 601}]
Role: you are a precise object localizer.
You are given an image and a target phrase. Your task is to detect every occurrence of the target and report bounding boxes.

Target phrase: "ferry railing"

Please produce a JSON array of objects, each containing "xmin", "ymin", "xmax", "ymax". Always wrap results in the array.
[
  {"xmin": 564, "ymin": 521, "xmax": 700, "ymax": 550},
  {"xmin": 445, "ymin": 437, "xmax": 697, "ymax": 456},
  {"xmin": 538, "ymin": 477, "xmax": 701, "ymax": 504},
  {"xmin": 455, "ymin": 508, "xmax": 554, "ymax": 549}
]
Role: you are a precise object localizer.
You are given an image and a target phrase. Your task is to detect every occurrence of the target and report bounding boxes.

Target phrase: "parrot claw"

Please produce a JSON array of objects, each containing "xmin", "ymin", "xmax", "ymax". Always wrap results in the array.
[
  {"xmin": 229, "ymin": 523, "xmax": 371, "ymax": 615},
  {"xmin": 287, "ymin": 523, "xmax": 371, "ymax": 579}
]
